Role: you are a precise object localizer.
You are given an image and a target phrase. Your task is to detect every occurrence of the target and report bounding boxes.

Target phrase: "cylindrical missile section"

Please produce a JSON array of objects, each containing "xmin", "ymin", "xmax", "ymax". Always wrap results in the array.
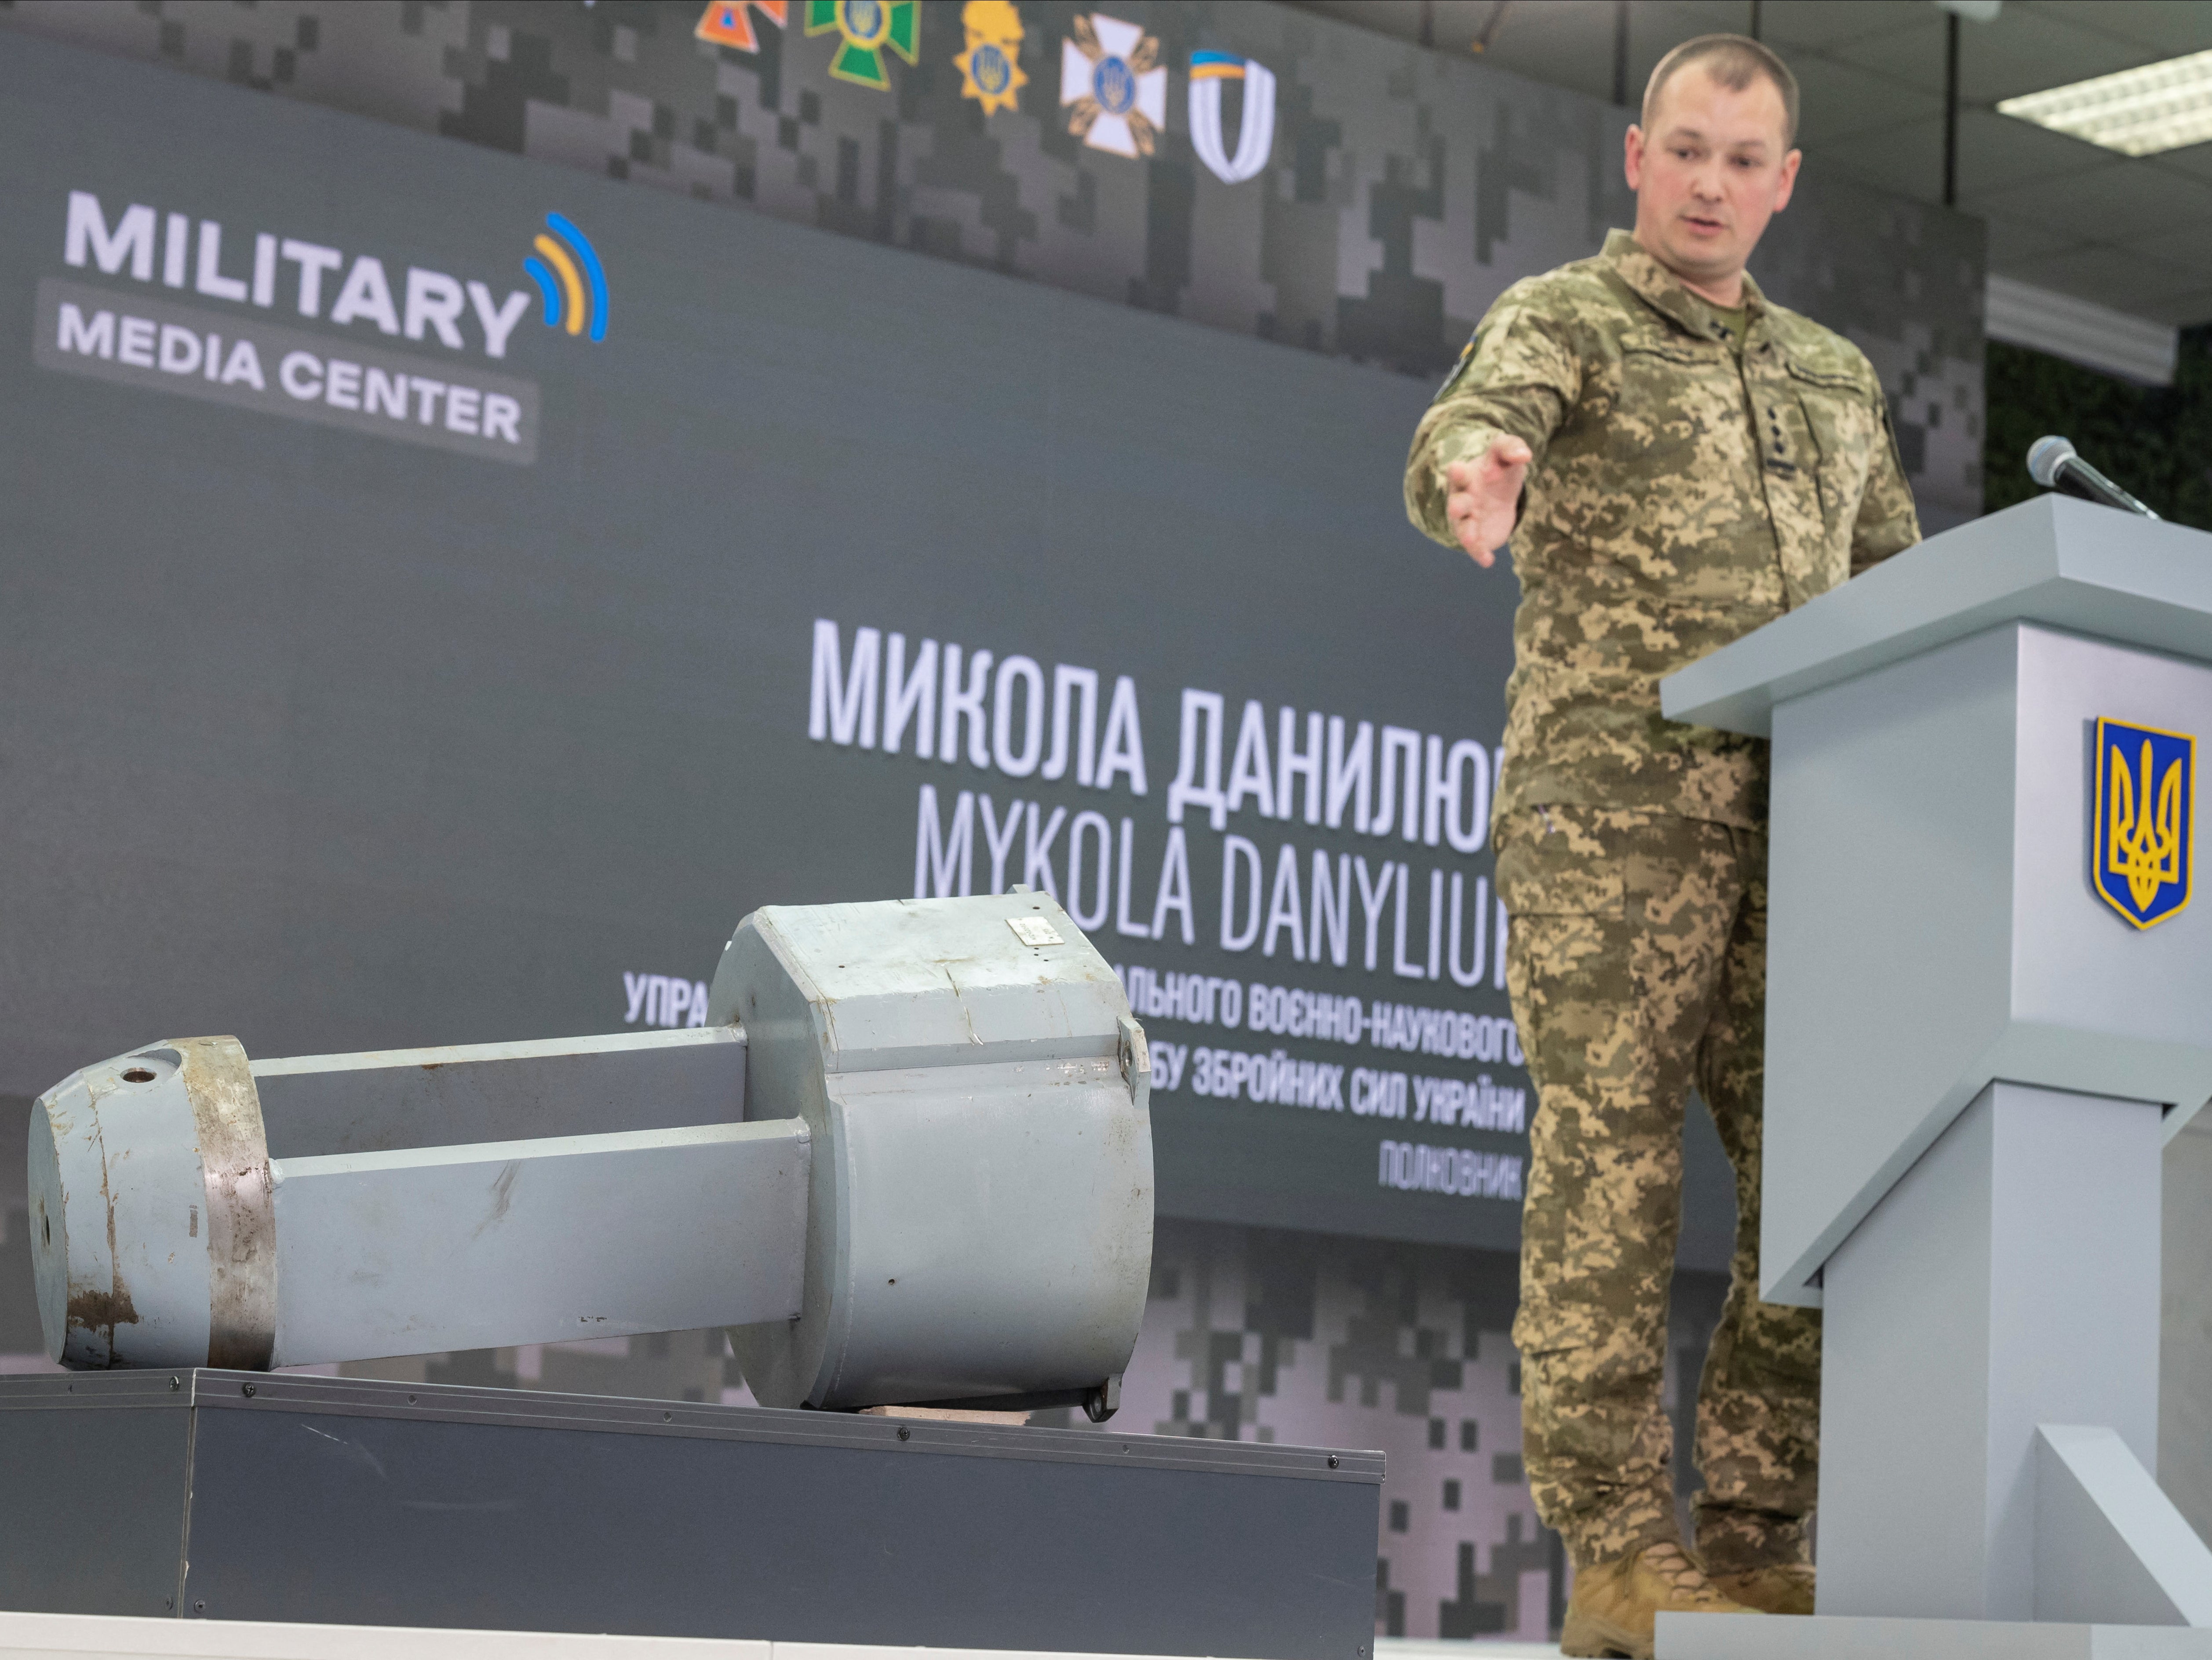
[
  {"xmin": 26, "ymin": 892, "xmax": 1155, "ymax": 1416},
  {"xmin": 712, "ymin": 890, "xmax": 1153, "ymax": 1417},
  {"xmin": 30, "ymin": 1027, "xmax": 805, "ymax": 1370},
  {"xmin": 30, "ymin": 1035, "xmax": 273, "ymax": 1370}
]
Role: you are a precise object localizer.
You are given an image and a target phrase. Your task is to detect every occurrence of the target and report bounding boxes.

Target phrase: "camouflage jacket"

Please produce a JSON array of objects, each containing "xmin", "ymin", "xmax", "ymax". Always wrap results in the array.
[{"xmin": 1405, "ymin": 229, "xmax": 1920, "ymax": 829}]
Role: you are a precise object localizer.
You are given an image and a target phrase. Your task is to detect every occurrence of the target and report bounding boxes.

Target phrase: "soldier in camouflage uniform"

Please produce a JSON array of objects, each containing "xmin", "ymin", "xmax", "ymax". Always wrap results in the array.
[{"xmin": 1403, "ymin": 35, "xmax": 1918, "ymax": 1660}]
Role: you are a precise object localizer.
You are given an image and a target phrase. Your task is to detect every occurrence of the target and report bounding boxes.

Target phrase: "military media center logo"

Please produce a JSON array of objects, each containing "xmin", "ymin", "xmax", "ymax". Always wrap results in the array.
[
  {"xmin": 2094, "ymin": 716, "xmax": 2195, "ymax": 930},
  {"xmin": 34, "ymin": 188, "xmax": 612, "ymax": 467},
  {"xmin": 524, "ymin": 213, "xmax": 610, "ymax": 342}
]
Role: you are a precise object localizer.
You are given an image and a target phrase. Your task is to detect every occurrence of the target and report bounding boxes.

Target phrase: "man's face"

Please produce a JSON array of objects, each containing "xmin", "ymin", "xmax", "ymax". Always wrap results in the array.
[{"xmin": 1625, "ymin": 67, "xmax": 1800, "ymax": 293}]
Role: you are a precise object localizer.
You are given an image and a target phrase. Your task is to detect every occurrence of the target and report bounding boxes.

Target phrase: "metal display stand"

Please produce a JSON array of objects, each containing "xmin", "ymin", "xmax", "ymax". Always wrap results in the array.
[
  {"xmin": 0, "ymin": 1369, "xmax": 1381, "ymax": 1660},
  {"xmin": 1654, "ymin": 496, "xmax": 2212, "ymax": 1655}
]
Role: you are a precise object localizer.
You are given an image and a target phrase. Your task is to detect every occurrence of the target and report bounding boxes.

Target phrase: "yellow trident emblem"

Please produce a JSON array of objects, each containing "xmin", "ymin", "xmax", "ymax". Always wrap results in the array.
[
  {"xmin": 2095, "ymin": 717, "xmax": 2195, "ymax": 929},
  {"xmin": 2109, "ymin": 738, "xmax": 2183, "ymax": 910}
]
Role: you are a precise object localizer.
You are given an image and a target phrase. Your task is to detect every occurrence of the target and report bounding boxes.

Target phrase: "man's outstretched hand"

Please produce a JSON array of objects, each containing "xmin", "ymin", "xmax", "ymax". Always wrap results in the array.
[{"xmin": 1444, "ymin": 435, "xmax": 1532, "ymax": 567}]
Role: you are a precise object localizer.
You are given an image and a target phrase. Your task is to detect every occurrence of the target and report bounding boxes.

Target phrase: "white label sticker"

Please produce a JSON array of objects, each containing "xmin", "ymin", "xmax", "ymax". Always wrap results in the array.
[{"xmin": 1009, "ymin": 916, "xmax": 1063, "ymax": 947}]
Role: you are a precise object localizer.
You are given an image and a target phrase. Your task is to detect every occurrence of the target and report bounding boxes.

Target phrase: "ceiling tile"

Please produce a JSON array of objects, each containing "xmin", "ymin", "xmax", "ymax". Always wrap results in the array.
[
  {"xmin": 1953, "ymin": 10, "xmax": 2160, "ymax": 103},
  {"xmin": 2128, "ymin": 286, "xmax": 2212, "ymax": 328},
  {"xmin": 1790, "ymin": 50, "xmax": 1944, "ymax": 146},
  {"xmin": 1462, "ymin": 0, "xmax": 1620, "ymax": 104},
  {"xmin": 2120, "ymin": 218, "xmax": 2212, "ymax": 273},
  {"xmin": 1815, "ymin": 9, "xmax": 2152, "ymax": 105},
  {"xmin": 1669, "ymin": 0, "xmax": 1770, "ymax": 29},
  {"xmin": 1289, "ymin": 0, "xmax": 1429, "ymax": 44},
  {"xmin": 1756, "ymin": 0, "xmax": 1939, "ymax": 51},
  {"xmin": 2135, "ymin": 143, "xmax": 2212, "ymax": 186},
  {"xmin": 1950, "ymin": 107, "xmax": 2121, "ymax": 197},
  {"xmin": 1470, "ymin": 0, "xmax": 1778, "ymax": 110},
  {"xmin": 2018, "ymin": 0, "xmax": 2212, "ymax": 56},
  {"xmin": 1973, "ymin": 157, "xmax": 2212, "ymax": 242},
  {"xmin": 1627, "ymin": 0, "xmax": 1792, "ymax": 96},
  {"xmin": 1800, "ymin": 113, "xmax": 1945, "ymax": 208},
  {"xmin": 1979, "ymin": 211, "xmax": 2085, "ymax": 268},
  {"xmin": 1819, "ymin": 15, "xmax": 1954, "ymax": 98},
  {"xmin": 1433, "ymin": 0, "xmax": 1571, "ymax": 57},
  {"xmin": 2000, "ymin": 244, "xmax": 2202, "ymax": 313},
  {"xmin": 1427, "ymin": 0, "xmax": 1511, "ymax": 40}
]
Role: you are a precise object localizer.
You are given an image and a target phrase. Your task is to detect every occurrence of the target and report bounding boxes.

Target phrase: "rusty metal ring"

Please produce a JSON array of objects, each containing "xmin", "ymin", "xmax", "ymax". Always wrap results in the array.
[{"xmin": 176, "ymin": 1036, "xmax": 277, "ymax": 1369}]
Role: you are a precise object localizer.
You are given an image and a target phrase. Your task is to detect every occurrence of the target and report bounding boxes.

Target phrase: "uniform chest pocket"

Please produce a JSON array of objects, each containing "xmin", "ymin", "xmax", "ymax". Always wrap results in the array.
[
  {"xmin": 1786, "ymin": 362, "xmax": 1879, "ymax": 532},
  {"xmin": 1618, "ymin": 339, "xmax": 1742, "ymax": 472}
]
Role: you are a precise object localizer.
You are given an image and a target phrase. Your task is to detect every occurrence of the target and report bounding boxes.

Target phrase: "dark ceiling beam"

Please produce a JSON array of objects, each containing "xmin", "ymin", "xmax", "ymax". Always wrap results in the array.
[
  {"xmin": 1943, "ymin": 11, "xmax": 1960, "ymax": 208},
  {"xmin": 1612, "ymin": 0, "xmax": 1629, "ymax": 107}
]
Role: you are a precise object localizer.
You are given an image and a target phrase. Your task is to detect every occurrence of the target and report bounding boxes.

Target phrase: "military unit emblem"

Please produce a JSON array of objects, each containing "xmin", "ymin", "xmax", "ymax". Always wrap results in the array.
[
  {"xmin": 955, "ymin": 0, "xmax": 1028, "ymax": 116},
  {"xmin": 805, "ymin": 0, "xmax": 918, "ymax": 90},
  {"xmin": 692, "ymin": 1, "xmax": 1278, "ymax": 175},
  {"xmin": 1188, "ymin": 50, "xmax": 1277, "ymax": 184},
  {"xmin": 2094, "ymin": 717, "xmax": 2195, "ymax": 930},
  {"xmin": 1061, "ymin": 13, "xmax": 1167, "ymax": 158},
  {"xmin": 694, "ymin": 0, "xmax": 786, "ymax": 53}
]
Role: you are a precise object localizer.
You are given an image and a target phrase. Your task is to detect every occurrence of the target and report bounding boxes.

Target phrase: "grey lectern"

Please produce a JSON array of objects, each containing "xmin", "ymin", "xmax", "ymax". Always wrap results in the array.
[{"xmin": 1654, "ymin": 495, "xmax": 2212, "ymax": 1658}]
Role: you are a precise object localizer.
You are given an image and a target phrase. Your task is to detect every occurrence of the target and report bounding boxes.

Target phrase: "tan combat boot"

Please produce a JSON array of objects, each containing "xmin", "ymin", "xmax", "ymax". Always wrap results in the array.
[
  {"xmin": 1705, "ymin": 1561, "xmax": 1815, "ymax": 1615},
  {"xmin": 1560, "ymin": 1539, "xmax": 1756, "ymax": 1659}
]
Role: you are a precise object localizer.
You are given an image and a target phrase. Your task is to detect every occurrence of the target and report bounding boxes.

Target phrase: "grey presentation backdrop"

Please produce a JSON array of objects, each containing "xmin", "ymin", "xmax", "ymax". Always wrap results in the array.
[
  {"xmin": 1, "ymin": 0, "xmax": 1987, "ymax": 531},
  {"xmin": 0, "ymin": 28, "xmax": 1544, "ymax": 1251}
]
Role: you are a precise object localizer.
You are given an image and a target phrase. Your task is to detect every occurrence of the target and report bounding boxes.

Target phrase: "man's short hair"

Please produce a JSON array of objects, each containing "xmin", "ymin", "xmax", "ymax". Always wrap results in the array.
[{"xmin": 1641, "ymin": 34, "xmax": 1800, "ymax": 148}]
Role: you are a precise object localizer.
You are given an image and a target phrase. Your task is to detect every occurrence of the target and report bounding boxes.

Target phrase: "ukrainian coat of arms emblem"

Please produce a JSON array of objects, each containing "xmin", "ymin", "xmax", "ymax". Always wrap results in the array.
[{"xmin": 2094, "ymin": 716, "xmax": 2195, "ymax": 929}]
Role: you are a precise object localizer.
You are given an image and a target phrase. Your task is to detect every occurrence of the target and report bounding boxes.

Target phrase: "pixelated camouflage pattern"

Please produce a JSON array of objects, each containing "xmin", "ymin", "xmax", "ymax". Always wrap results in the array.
[
  {"xmin": 1406, "ymin": 230, "xmax": 1922, "ymax": 830},
  {"xmin": 1496, "ymin": 803, "xmax": 1818, "ymax": 1569}
]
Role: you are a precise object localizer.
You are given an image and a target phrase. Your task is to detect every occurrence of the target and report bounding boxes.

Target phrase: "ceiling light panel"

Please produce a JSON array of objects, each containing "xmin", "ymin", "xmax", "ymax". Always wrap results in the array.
[{"xmin": 1998, "ymin": 49, "xmax": 2212, "ymax": 157}]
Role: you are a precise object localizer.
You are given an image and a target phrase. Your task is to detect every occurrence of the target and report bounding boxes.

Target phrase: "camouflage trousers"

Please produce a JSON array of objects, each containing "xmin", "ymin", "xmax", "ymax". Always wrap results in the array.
[{"xmin": 1495, "ymin": 804, "xmax": 1821, "ymax": 1573}]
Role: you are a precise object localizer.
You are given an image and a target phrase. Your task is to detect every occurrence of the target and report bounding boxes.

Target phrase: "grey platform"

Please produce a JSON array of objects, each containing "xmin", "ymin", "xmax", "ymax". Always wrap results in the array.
[
  {"xmin": 0, "ymin": 1370, "xmax": 1382, "ymax": 1659},
  {"xmin": 1661, "ymin": 1610, "xmax": 2212, "ymax": 1658}
]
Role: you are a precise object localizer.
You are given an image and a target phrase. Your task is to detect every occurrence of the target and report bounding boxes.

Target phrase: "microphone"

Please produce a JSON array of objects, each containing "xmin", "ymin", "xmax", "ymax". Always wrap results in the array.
[{"xmin": 2026, "ymin": 436, "xmax": 2160, "ymax": 520}]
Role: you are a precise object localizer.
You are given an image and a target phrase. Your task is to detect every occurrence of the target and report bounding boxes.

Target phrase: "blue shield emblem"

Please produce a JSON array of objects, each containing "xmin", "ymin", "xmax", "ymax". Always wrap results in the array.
[{"xmin": 2094, "ymin": 717, "xmax": 2195, "ymax": 930}]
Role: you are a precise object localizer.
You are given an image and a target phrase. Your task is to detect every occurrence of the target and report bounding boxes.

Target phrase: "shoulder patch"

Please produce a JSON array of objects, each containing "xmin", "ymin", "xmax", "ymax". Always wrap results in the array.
[{"xmin": 1436, "ymin": 330, "xmax": 1480, "ymax": 397}]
